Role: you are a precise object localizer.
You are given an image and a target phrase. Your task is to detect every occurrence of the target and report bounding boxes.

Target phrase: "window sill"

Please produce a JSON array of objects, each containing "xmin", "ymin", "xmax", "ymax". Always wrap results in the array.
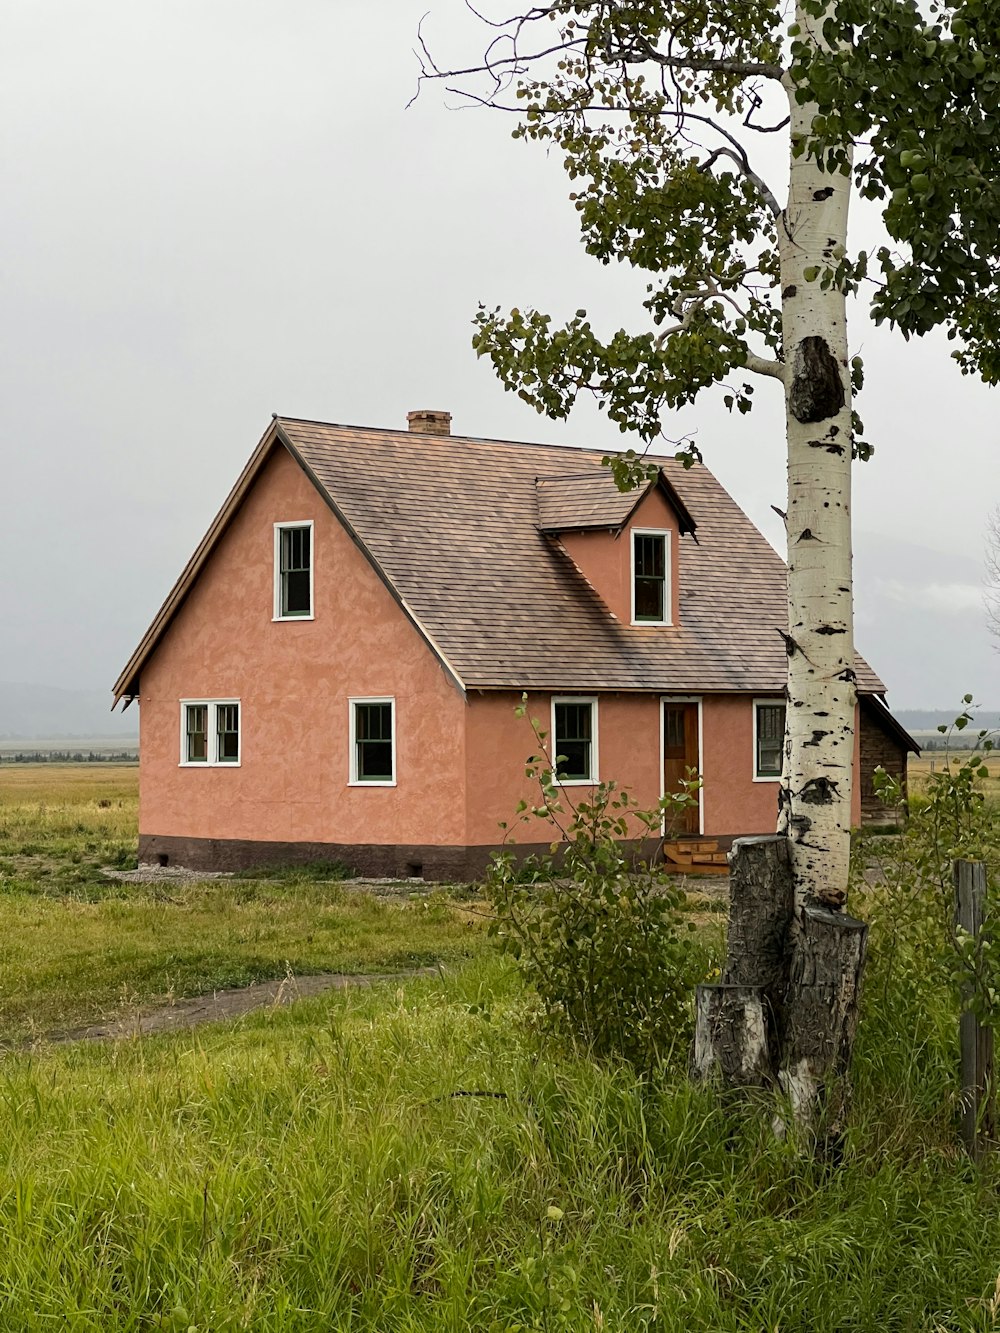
[
  {"xmin": 631, "ymin": 619, "xmax": 672, "ymax": 627},
  {"xmin": 272, "ymin": 614, "xmax": 315, "ymax": 623},
  {"xmin": 753, "ymin": 774, "xmax": 781, "ymax": 783},
  {"xmin": 179, "ymin": 762, "xmax": 242, "ymax": 769},
  {"xmin": 554, "ymin": 778, "xmax": 598, "ymax": 787},
  {"xmin": 348, "ymin": 779, "xmax": 397, "ymax": 788}
]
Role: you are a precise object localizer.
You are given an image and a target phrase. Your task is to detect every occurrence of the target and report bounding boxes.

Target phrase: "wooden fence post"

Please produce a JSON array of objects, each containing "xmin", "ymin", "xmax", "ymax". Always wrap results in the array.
[{"xmin": 954, "ymin": 859, "xmax": 994, "ymax": 1160}]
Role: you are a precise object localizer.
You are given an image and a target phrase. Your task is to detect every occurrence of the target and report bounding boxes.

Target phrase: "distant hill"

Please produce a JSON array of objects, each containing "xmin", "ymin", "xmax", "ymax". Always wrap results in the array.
[
  {"xmin": 896, "ymin": 708, "xmax": 1000, "ymax": 733},
  {"xmin": 0, "ymin": 682, "xmax": 138, "ymax": 741}
]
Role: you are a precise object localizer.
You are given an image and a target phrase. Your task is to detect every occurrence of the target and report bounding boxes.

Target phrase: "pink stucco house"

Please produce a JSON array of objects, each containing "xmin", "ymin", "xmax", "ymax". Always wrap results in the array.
[{"xmin": 113, "ymin": 410, "xmax": 915, "ymax": 878}]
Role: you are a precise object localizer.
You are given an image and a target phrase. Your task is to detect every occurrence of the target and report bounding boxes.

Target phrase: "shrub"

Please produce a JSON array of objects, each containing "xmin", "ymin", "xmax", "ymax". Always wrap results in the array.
[{"xmin": 485, "ymin": 704, "xmax": 715, "ymax": 1073}]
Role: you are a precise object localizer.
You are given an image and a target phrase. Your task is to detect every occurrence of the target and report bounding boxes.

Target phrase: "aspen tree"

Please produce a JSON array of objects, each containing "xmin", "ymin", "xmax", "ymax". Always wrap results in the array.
[{"xmin": 421, "ymin": 0, "xmax": 1000, "ymax": 1132}]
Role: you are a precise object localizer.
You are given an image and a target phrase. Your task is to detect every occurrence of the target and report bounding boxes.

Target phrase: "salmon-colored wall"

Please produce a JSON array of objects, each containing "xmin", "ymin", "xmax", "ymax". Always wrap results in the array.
[
  {"xmin": 464, "ymin": 692, "xmax": 664, "ymax": 847},
  {"xmin": 464, "ymin": 691, "xmax": 862, "ymax": 848},
  {"xmin": 699, "ymin": 695, "xmax": 861, "ymax": 832},
  {"xmin": 139, "ymin": 444, "xmax": 467, "ymax": 847},
  {"xmin": 559, "ymin": 487, "xmax": 683, "ymax": 625},
  {"xmin": 701, "ymin": 694, "xmax": 779, "ymax": 835}
]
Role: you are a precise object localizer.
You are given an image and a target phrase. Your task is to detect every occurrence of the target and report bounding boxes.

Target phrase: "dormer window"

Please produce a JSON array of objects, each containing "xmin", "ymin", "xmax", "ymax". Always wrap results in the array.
[
  {"xmin": 274, "ymin": 521, "xmax": 313, "ymax": 620},
  {"xmin": 632, "ymin": 529, "xmax": 671, "ymax": 625}
]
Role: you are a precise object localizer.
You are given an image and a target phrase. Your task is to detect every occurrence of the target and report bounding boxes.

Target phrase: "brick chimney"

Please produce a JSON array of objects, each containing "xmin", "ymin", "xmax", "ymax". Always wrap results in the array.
[{"xmin": 407, "ymin": 409, "xmax": 452, "ymax": 436}]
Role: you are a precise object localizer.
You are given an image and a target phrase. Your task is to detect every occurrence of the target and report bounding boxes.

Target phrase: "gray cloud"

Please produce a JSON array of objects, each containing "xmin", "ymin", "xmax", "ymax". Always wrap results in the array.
[{"xmin": 1, "ymin": 0, "xmax": 997, "ymax": 712}]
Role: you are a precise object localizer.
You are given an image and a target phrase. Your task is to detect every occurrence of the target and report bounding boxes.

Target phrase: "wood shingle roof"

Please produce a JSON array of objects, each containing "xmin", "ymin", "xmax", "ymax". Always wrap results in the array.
[
  {"xmin": 276, "ymin": 417, "xmax": 884, "ymax": 696},
  {"xmin": 114, "ymin": 415, "xmax": 886, "ymax": 702}
]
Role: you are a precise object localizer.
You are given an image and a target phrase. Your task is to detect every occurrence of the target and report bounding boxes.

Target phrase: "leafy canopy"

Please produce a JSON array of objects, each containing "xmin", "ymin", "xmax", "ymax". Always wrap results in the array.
[{"xmin": 426, "ymin": 0, "xmax": 1000, "ymax": 447}]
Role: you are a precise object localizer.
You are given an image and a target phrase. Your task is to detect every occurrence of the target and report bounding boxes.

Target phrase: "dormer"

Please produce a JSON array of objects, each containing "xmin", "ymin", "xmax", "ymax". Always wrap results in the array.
[{"xmin": 536, "ymin": 467, "xmax": 696, "ymax": 627}]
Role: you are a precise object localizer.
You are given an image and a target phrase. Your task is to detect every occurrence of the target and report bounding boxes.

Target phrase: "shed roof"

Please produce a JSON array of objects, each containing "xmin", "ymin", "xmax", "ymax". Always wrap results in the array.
[{"xmin": 114, "ymin": 416, "xmax": 886, "ymax": 702}]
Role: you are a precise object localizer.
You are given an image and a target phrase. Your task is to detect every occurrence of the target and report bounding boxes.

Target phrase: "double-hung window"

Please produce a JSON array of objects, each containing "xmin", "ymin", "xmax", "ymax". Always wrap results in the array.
[
  {"xmin": 632, "ymin": 530, "xmax": 671, "ymax": 624},
  {"xmin": 274, "ymin": 521, "xmax": 313, "ymax": 620},
  {"xmin": 180, "ymin": 700, "xmax": 241, "ymax": 766},
  {"xmin": 350, "ymin": 698, "xmax": 396, "ymax": 785},
  {"xmin": 552, "ymin": 697, "xmax": 598, "ymax": 784},
  {"xmin": 754, "ymin": 700, "xmax": 785, "ymax": 780}
]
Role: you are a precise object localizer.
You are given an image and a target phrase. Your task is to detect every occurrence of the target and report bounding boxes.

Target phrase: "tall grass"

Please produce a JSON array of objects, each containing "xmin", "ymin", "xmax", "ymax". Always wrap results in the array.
[{"xmin": 2, "ymin": 956, "xmax": 999, "ymax": 1330}]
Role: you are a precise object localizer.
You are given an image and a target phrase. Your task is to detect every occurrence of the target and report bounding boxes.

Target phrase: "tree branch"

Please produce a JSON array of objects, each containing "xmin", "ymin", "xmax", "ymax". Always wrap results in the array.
[
  {"xmin": 697, "ymin": 141, "xmax": 782, "ymax": 221},
  {"xmin": 412, "ymin": 4, "xmax": 785, "ymax": 106},
  {"xmin": 743, "ymin": 351, "xmax": 787, "ymax": 382},
  {"xmin": 629, "ymin": 33, "xmax": 784, "ymax": 81}
]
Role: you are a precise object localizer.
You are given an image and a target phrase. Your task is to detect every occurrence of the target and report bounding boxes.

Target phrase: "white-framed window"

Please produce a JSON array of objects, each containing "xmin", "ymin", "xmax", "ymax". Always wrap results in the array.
[
  {"xmin": 551, "ymin": 696, "xmax": 598, "ymax": 785},
  {"xmin": 349, "ymin": 697, "xmax": 396, "ymax": 786},
  {"xmin": 179, "ymin": 699, "xmax": 241, "ymax": 767},
  {"xmin": 273, "ymin": 521, "xmax": 314, "ymax": 620},
  {"xmin": 631, "ymin": 529, "xmax": 671, "ymax": 625},
  {"xmin": 754, "ymin": 699, "xmax": 786, "ymax": 781}
]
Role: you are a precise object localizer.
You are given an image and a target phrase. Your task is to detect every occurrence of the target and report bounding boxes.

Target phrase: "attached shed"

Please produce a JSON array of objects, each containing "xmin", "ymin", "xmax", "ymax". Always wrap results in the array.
[{"xmin": 859, "ymin": 694, "xmax": 920, "ymax": 825}]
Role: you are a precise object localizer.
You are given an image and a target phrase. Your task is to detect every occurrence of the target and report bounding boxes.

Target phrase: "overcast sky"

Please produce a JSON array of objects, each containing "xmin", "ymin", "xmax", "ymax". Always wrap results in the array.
[{"xmin": 2, "ymin": 0, "xmax": 997, "ymax": 714}]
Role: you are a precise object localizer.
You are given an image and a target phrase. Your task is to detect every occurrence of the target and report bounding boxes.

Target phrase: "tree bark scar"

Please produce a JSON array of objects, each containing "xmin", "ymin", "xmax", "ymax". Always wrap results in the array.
[
  {"xmin": 803, "ymin": 729, "xmax": 830, "ymax": 747},
  {"xmin": 813, "ymin": 187, "xmax": 834, "ymax": 200},
  {"xmin": 789, "ymin": 336, "xmax": 845, "ymax": 423},
  {"xmin": 814, "ymin": 624, "xmax": 847, "ymax": 635},
  {"xmin": 777, "ymin": 629, "xmax": 798, "ymax": 657},
  {"xmin": 797, "ymin": 528, "xmax": 817, "ymax": 541},
  {"xmin": 807, "ymin": 437, "xmax": 846, "ymax": 454},
  {"xmin": 782, "ymin": 284, "xmax": 797, "ymax": 299},
  {"xmin": 797, "ymin": 775, "xmax": 840, "ymax": 805}
]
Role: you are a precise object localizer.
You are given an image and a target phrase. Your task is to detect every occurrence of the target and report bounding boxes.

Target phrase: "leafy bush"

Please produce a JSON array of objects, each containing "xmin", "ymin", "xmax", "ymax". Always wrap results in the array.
[
  {"xmin": 853, "ymin": 699, "xmax": 1000, "ymax": 1037},
  {"xmin": 485, "ymin": 704, "xmax": 715, "ymax": 1073}
]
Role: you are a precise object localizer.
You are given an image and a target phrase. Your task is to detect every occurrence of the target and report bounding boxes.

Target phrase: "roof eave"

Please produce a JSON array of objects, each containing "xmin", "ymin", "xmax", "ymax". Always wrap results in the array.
[
  {"xmin": 860, "ymin": 692, "xmax": 921, "ymax": 755},
  {"xmin": 272, "ymin": 423, "xmax": 467, "ymax": 697},
  {"xmin": 112, "ymin": 418, "xmax": 469, "ymax": 707},
  {"xmin": 111, "ymin": 419, "xmax": 285, "ymax": 707}
]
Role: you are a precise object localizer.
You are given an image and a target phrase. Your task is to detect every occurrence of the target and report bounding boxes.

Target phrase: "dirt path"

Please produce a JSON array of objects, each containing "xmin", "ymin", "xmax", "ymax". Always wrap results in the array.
[{"xmin": 38, "ymin": 967, "xmax": 440, "ymax": 1046}]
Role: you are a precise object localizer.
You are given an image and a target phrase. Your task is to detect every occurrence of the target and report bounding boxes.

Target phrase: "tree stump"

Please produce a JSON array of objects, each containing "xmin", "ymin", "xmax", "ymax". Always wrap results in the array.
[
  {"xmin": 778, "ymin": 902, "xmax": 868, "ymax": 1137},
  {"xmin": 723, "ymin": 835, "xmax": 795, "ymax": 995},
  {"xmin": 692, "ymin": 834, "xmax": 868, "ymax": 1146},
  {"xmin": 691, "ymin": 984, "xmax": 772, "ymax": 1088},
  {"xmin": 692, "ymin": 835, "xmax": 793, "ymax": 1090}
]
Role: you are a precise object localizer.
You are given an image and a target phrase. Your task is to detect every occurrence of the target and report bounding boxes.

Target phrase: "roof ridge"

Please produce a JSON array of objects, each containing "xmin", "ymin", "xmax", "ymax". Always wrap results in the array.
[{"xmin": 275, "ymin": 415, "xmax": 682, "ymax": 464}]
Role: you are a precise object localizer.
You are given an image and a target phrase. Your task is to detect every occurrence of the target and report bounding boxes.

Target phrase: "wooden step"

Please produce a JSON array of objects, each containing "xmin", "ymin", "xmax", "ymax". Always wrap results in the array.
[
  {"xmin": 664, "ymin": 846, "xmax": 694, "ymax": 865},
  {"xmin": 662, "ymin": 837, "xmax": 730, "ymax": 875}
]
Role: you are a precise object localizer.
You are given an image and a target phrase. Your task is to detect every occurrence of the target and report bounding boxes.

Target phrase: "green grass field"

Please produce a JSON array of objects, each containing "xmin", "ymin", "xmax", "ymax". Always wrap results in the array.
[
  {"xmin": 0, "ymin": 766, "xmax": 483, "ymax": 1041},
  {"xmin": 3, "ymin": 766, "xmax": 1000, "ymax": 1329}
]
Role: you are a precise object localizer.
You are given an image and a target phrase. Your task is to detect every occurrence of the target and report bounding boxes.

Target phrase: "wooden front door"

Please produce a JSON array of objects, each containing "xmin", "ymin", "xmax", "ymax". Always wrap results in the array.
[{"xmin": 663, "ymin": 702, "xmax": 700, "ymax": 835}]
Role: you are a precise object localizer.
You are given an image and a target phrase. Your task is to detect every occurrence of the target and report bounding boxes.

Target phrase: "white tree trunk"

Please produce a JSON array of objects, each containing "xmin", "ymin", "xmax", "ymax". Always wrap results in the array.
[
  {"xmin": 778, "ymin": 12, "xmax": 856, "ymax": 909},
  {"xmin": 693, "ymin": 1, "xmax": 870, "ymax": 1146}
]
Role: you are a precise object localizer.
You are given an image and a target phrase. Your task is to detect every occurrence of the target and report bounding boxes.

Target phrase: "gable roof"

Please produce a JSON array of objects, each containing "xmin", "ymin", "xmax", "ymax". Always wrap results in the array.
[
  {"xmin": 114, "ymin": 415, "xmax": 886, "ymax": 703},
  {"xmin": 535, "ymin": 470, "xmax": 696, "ymax": 536}
]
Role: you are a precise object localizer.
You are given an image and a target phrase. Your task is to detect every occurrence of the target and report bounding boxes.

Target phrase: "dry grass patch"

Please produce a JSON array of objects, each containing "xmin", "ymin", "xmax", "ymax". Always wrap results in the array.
[{"xmin": 908, "ymin": 750, "xmax": 1000, "ymax": 801}]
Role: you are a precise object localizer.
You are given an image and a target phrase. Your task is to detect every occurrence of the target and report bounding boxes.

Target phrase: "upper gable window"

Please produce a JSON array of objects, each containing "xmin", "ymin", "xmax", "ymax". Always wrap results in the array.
[
  {"xmin": 632, "ymin": 529, "xmax": 671, "ymax": 625},
  {"xmin": 274, "ymin": 521, "xmax": 313, "ymax": 620}
]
